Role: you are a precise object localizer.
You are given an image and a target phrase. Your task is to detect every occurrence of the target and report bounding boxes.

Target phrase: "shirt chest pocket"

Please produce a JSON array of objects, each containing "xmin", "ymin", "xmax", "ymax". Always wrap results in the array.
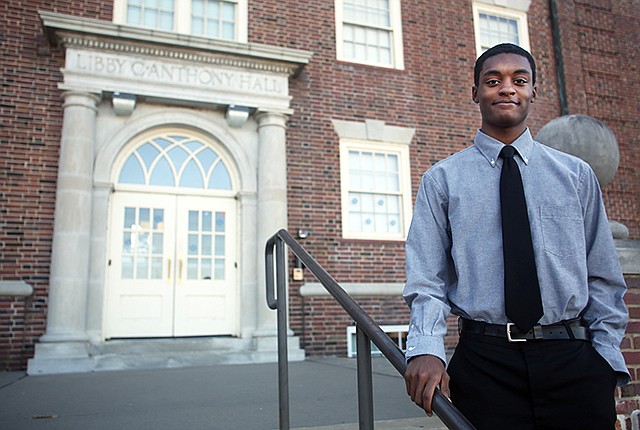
[{"xmin": 539, "ymin": 205, "xmax": 586, "ymax": 258}]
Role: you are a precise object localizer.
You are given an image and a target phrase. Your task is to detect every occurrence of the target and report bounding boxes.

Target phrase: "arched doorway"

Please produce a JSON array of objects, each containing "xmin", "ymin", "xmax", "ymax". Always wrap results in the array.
[{"xmin": 105, "ymin": 130, "xmax": 238, "ymax": 338}]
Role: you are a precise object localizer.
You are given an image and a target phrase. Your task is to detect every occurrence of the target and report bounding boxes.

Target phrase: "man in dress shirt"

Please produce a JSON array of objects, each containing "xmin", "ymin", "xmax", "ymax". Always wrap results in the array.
[{"xmin": 403, "ymin": 43, "xmax": 628, "ymax": 429}]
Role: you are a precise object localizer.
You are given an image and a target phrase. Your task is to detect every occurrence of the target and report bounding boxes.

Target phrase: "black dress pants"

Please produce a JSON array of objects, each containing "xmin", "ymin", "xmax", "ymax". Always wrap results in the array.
[{"xmin": 447, "ymin": 333, "xmax": 617, "ymax": 430}]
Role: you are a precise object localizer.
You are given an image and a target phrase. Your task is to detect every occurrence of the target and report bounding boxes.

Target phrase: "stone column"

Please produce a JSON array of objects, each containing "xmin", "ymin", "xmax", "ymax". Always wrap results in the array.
[
  {"xmin": 29, "ymin": 91, "xmax": 100, "ymax": 374},
  {"xmin": 254, "ymin": 111, "xmax": 289, "ymax": 342}
]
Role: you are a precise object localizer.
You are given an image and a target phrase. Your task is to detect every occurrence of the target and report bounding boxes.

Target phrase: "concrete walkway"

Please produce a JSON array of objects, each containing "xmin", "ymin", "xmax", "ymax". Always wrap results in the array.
[{"xmin": 0, "ymin": 357, "xmax": 446, "ymax": 430}]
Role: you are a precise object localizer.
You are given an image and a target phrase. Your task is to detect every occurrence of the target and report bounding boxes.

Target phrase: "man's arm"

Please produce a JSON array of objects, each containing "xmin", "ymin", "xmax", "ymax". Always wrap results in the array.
[
  {"xmin": 404, "ymin": 173, "xmax": 455, "ymax": 411},
  {"xmin": 579, "ymin": 166, "xmax": 630, "ymax": 384}
]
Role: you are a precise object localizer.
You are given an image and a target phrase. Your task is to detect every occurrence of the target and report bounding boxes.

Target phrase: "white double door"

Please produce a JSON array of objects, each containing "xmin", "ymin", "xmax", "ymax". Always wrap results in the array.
[{"xmin": 106, "ymin": 192, "xmax": 237, "ymax": 338}]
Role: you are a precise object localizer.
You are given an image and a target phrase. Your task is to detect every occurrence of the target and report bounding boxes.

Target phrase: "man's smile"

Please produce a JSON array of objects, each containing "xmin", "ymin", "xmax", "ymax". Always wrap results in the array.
[{"xmin": 493, "ymin": 99, "xmax": 520, "ymax": 106}]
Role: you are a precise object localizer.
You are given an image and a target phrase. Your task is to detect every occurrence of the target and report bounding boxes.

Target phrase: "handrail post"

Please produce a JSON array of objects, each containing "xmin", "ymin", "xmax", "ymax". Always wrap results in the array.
[
  {"xmin": 275, "ymin": 237, "xmax": 290, "ymax": 430},
  {"xmin": 356, "ymin": 324, "xmax": 374, "ymax": 430}
]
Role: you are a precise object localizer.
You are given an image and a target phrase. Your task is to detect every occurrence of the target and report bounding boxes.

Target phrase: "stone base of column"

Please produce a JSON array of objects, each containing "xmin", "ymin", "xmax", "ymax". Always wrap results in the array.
[
  {"xmin": 616, "ymin": 239, "xmax": 640, "ymax": 275},
  {"xmin": 26, "ymin": 334, "xmax": 304, "ymax": 375},
  {"xmin": 27, "ymin": 340, "xmax": 93, "ymax": 375},
  {"xmin": 251, "ymin": 330, "xmax": 306, "ymax": 362}
]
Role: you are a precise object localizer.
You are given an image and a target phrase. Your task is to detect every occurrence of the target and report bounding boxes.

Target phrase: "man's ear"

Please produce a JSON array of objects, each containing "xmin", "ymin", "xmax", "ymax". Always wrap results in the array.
[
  {"xmin": 472, "ymin": 86, "xmax": 479, "ymax": 104},
  {"xmin": 531, "ymin": 85, "xmax": 538, "ymax": 103}
]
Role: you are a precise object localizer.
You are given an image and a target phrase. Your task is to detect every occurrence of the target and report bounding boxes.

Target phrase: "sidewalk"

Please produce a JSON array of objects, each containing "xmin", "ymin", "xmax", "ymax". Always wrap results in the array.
[{"xmin": 0, "ymin": 357, "xmax": 446, "ymax": 430}]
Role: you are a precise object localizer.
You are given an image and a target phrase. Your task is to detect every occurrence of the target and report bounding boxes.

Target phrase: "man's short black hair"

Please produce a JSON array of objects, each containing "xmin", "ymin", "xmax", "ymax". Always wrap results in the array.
[{"xmin": 474, "ymin": 43, "xmax": 536, "ymax": 86}]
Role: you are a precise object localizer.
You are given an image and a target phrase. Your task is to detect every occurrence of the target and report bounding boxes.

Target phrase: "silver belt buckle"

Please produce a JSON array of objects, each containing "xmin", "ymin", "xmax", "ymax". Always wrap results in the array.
[{"xmin": 506, "ymin": 323, "xmax": 527, "ymax": 342}]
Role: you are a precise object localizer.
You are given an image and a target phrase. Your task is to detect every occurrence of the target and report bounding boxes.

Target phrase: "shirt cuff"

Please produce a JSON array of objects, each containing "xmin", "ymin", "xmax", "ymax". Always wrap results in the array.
[
  {"xmin": 592, "ymin": 343, "xmax": 631, "ymax": 386},
  {"xmin": 404, "ymin": 333, "xmax": 447, "ymax": 365}
]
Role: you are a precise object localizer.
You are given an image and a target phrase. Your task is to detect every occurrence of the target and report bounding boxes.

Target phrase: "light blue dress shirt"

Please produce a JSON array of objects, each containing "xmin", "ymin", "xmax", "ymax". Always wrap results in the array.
[{"xmin": 404, "ymin": 128, "xmax": 629, "ymax": 384}]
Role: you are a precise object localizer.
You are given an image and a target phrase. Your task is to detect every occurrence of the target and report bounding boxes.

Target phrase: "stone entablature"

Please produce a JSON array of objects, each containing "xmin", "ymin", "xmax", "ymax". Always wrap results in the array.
[{"xmin": 40, "ymin": 11, "xmax": 313, "ymax": 113}]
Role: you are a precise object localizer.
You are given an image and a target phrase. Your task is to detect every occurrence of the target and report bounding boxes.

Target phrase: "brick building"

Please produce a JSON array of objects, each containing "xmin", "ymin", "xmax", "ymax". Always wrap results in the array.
[{"xmin": 1, "ymin": 0, "xmax": 639, "ymax": 425}]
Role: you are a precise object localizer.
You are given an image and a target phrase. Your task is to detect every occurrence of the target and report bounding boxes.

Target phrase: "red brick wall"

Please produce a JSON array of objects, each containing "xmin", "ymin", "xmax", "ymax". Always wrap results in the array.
[
  {"xmin": 554, "ymin": 0, "xmax": 640, "ymax": 238},
  {"xmin": 619, "ymin": 276, "xmax": 640, "ymax": 426},
  {"xmin": 0, "ymin": 1, "xmax": 112, "ymax": 370}
]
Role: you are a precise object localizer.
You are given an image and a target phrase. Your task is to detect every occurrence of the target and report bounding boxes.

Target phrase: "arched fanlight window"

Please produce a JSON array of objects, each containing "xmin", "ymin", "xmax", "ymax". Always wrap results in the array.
[{"xmin": 118, "ymin": 134, "xmax": 232, "ymax": 190}]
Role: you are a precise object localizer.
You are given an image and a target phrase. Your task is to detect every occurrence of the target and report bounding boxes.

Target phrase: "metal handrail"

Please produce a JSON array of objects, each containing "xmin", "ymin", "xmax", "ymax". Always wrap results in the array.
[{"xmin": 265, "ymin": 229, "xmax": 476, "ymax": 430}]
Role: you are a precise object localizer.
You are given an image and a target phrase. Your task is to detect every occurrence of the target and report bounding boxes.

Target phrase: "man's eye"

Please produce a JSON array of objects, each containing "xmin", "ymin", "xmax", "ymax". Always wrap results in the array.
[
  {"xmin": 514, "ymin": 78, "xmax": 528, "ymax": 84},
  {"xmin": 486, "ymin": 79, "xmax": 499, "ymax": 85}
]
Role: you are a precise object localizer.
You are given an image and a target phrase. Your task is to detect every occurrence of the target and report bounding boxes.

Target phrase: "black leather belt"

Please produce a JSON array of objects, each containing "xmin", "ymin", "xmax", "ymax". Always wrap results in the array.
[{"xmin": 459, "ymin": 318, "xmax": 591, "ymax": 342}]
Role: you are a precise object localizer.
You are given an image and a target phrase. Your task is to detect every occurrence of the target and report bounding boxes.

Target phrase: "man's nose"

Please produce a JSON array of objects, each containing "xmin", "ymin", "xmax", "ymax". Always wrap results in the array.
[{"xmin": 499, "ymin": 82, "xmax": 516, "ymax": 96}]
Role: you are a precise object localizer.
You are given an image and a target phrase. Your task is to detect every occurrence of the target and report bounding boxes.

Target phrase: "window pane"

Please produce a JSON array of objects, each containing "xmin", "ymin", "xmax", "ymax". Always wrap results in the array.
[
  {"xmin": 202, "ymin": 235, "xmax": 212, "ymax": 255},
  {"xmin": 127, "ymin": 6, "xmax": 142, "ymax": 25},
  {"xmin": 193, "ymin": 0, "xmax": 204, "ymax": 14},
  {"xmin": 153, "ymin": 209, "xmax": 164, "ymax": 229},
  {"xmin": 179, "ymin": 159, "xmax": 205, "ymax": 188},
  {"xmin": 139, "ymin": 208, "xmax": 150, "ymax": 227},
  {"xmin": 167, "ymin": 146, "xmax": 189, "ymax": 170},
  {"xmin": 160, "ymin": 12, "xmax": 173, "ymax": 30},
  {"xmin": 151, "ymin": 257, "xmax": 163, "ymax": 279},
  {"xmin": 188, "ymin": 234, "xmax": 198, "ymax": 255},
  {"xmin": 202, "ymin": 258, "xmax": 212, "ymax": 279},
  {"xmin": 119, "ymin": 155, "xmax": 145, "ymax": 184},
  {"xmin": 136, "ymin": 256, "xmax": 149, "ymax": 279},
  {"xmin": 209, "ymin": 162, "xmax": 232, "ymax": 189},
  {"xmin": 152, "ymin": 233, "xmax": 163, "ymax": 253},
  {"xmin": 124, "ymin": 207, "xmax": 136, "ymax": 228},
  {"xmin": 214, "ymin": 258, "xmax": 225, "ymax": 280},
  {"xmin": 215, "ymin": 235, "xmax": 225, "ymax": 255},
  {"xmin": 149, "ymin": 157, "xmax": 175, "ymax": 186},
  {"xmin": 202, "ymin": 211, "xmax": 212, "ymax": 232},
  {"xmin": 189, "ymin": 211, "xmax": 199, "ymax": 231},
  {"xmin": 122, "ymin": 256, "xmax": 134, "ymax": 278},
  {"xmin": 222, "ymin": 22, "xmax": 235, "ymax": 39},
  {"xmin": 144, "ymin": 10, "xmax": 157, "ymax": 27},
  {"xmin": 215, "ymin": 212, "xmax": 225, "ymax": 232},
  {"xmin": 222, "ymin": 2, "xmax": 235, "ymax": 20},
  {"xmin": 188, "ymin": 258, "xmax": 198, "ymax": 279},
  {"xmin": 345, "ymin": 147, "xmax": 403, "ymax": 235}
]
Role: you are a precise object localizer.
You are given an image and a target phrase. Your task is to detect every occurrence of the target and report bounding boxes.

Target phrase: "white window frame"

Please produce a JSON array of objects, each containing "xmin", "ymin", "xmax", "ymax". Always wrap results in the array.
[
  {"xmin": 113, "ymin": 0, "xmax": 248, "ymax": 43},
  {"xmin": 339, "ymin": 139, "xmax": 412, "ymax": 241},
  {"xmin": 335, "ymin": 0, "xmax": 405, "ymax": 70},
  {"xmin": 472, "ymin": 2, "xmax": 531, "ymax": 56},
  {"xmin": 347, "ymin": 324, "xmax": 408, "ymax": 358}
]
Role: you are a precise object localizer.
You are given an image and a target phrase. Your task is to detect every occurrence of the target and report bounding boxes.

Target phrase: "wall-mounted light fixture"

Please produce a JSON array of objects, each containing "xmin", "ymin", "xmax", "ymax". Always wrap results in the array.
[
  {"xmin": 112, "ymin": 92, "xmax": 137, "ymax": 116},
  {"xmin": 293, "ymin": 229, "xmax": 310, "ymax": 281},
  {"xmin": 225, "ymin": 105, "xmax": 251, "ymax": 128}
]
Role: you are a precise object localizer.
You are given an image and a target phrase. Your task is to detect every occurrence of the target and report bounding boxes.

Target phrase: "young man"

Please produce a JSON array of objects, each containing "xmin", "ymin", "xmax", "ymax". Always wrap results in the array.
[{"xmin": 403, "ymin": 43, "xmax": 629, "ymax": 429}]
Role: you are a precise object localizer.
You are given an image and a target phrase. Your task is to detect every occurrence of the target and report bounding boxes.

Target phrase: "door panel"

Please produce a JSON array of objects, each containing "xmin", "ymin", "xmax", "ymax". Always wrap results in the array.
[
  {"xmin": 107, "ymin": 193, "xmax": 176, "ymax": 337},
  {"xmin": 173, "ymin": 196, "xmax": 237, "ymax": 336}
]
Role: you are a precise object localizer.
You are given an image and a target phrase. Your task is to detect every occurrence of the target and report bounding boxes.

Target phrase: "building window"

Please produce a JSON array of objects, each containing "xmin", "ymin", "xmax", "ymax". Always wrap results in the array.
[
  {"xmin": 335, "ymin": 0, "xmax": 405, "ymax": 69},
  {"xmin": 472, "ymin": 2, "xmax": 530, "ymax": 55},
  {"xmin": 334, "ymin": 119, "xmax": 414, "ymax": 241},
  {"xmin": 126, "ymin": 0, "xmax": 175, "ymax": 31},
  {"xmin": 113, "ymin": 0, "xmax": 248, "ymax": 42},
  {"xmin": 191, "ymin": 0, "xmax": 237, "ymax": 40},
  {"xmin": 339, "ymin": 141, "xmax": 412, "ymax": 241}
]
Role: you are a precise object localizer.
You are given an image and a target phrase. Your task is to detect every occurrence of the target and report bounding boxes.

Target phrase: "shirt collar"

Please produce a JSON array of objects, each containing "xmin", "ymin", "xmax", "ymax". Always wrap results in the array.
[{"xmin": 474, "ymin": 128, "xmax": 535, "ymax": 168}]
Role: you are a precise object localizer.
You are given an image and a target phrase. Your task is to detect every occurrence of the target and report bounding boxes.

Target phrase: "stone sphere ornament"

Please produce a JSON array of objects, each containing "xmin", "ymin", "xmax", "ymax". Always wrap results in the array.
[
  {"xmin": 535, "ymin": 114, "xmax": 620, "ymax": 187},
  {"xmin": 535, "ymin": 114, "xmax": 627, "ymax": 239}
]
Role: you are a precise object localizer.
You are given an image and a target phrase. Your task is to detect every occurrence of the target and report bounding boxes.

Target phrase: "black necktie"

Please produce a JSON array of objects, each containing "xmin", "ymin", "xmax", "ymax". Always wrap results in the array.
[{"xmin": 499, "ymin": 145, "xmax": 543, "ymax": 333}]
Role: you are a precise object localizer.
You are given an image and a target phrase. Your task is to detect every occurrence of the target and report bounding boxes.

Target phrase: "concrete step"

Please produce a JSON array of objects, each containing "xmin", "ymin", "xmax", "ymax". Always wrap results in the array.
[{"xmin": 291, "ymin": 417, "xmax": 446, "ymax": 429}]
